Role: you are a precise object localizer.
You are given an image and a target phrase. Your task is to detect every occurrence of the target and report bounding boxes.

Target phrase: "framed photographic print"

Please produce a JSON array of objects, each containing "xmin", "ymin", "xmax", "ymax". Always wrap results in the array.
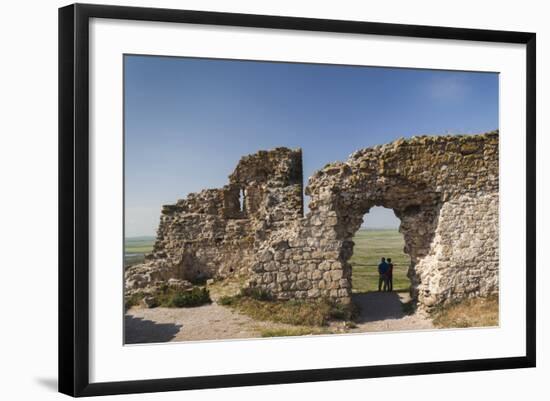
[{"xmin": 58, "ymin": 3, "xmax": 536, "ymax": 397}]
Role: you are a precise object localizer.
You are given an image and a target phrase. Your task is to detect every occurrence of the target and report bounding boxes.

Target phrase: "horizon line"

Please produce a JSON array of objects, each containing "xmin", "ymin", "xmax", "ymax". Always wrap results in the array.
[{"xmin": 124, "ymin": 227, "xmax": 400, "ymax": 239}]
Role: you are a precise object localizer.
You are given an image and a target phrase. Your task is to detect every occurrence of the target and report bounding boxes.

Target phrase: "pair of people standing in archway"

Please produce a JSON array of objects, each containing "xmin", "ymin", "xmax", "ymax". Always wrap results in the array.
[{"xmin": 377, "ymin": 257, "xmax": 394, "ymax": 292}]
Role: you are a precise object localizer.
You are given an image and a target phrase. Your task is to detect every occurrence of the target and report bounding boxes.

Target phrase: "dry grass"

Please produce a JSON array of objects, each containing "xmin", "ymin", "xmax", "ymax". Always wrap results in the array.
[
  {"xmin": 432, "ymin": 295, "xmax": 499, "ymax": 328},
  {"xmin": 207, "ymin": 276, "xmax": 248, "ymax": 301},
  {"xmin": 260, "ymin": 327, "xmax": 331, "ymax": 337},
  {"xmin": 219, "ymin": 291, "xmax": 359, "ymax": 327}
]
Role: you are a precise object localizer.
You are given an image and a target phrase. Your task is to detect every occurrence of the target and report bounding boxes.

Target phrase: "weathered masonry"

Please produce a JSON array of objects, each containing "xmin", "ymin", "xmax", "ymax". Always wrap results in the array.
[{"xmin": 125, "ymin": 131, "xmax": 499, "ymax": 309}]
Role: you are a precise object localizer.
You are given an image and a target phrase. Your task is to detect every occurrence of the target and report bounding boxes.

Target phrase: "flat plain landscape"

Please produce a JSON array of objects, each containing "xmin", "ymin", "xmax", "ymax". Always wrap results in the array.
[{"xmin": 125, "ymin": 236, "xmax": 154, "ymax": 267}]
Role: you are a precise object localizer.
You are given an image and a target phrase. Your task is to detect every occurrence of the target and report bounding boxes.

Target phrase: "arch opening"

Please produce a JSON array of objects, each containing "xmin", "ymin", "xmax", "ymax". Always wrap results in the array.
[
  {"xmin": 349, "ymin": 207, "xmax": 411, "ymax": 295},
  {"xmin": 343, "ymin": 200, "xmax": 442, "ymax": 308}
]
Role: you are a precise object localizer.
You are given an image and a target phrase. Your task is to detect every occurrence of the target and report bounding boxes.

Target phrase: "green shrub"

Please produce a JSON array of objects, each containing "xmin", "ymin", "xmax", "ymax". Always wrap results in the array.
[
  {"xmin": 124, "ymin": 292, "xmax": 144, "ymax": 310},
  {"xmin": 165, "ymin": 287, "xmax": 211, "ymax": 307}
]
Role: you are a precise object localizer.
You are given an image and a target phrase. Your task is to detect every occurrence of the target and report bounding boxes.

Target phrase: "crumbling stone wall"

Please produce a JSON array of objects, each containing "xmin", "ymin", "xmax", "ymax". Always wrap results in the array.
[
  {"xmin": 125, "ymin": 132, "xmax": 499, "ymax": 309},
  {"xmin": 125, "ymin": 147, "xmax": 304, "ymax": 292},
  {"xmin": 249, "ymin": 131, "xmax": 499, "ymax": 307}
]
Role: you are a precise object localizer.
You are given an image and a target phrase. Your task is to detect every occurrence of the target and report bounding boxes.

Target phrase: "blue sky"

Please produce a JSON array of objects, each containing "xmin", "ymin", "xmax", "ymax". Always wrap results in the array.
[{"xmin": 124, "ymin": 55, "xmax": 498, "ymax": 237}]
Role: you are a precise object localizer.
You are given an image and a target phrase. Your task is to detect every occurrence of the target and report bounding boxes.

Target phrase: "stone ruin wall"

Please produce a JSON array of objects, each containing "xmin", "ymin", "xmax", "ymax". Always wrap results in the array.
[
  {"xmin": 125, "ymin": 132, "xmax": 499, "ymax": 309},
  {"xmin": 125, "ymin": 148, "xmax": 304, "ymax": 290},
  {"xmin": 250, "ymin": 131, "xmax": 499, "ymax": 308}
]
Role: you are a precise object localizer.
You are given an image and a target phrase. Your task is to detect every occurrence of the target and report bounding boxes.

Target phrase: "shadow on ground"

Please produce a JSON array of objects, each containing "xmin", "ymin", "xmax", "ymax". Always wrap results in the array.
[
  {"xmin": 125, "ymin": 315, "xmax": 182, "ymax": 344},
  {"xmin": 35, "ymin": 377, "xmax": 57, "ymax": 392},
  {"xmin": 353, "ymin": 291, "xmax": 407, "ymax": 323}
]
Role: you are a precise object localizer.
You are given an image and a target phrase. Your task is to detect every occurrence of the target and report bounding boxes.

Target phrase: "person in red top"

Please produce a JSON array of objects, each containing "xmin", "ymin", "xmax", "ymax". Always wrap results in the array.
[{"xmin": 386, "ymin": 258, "xmax": 394, "ymax": 292}]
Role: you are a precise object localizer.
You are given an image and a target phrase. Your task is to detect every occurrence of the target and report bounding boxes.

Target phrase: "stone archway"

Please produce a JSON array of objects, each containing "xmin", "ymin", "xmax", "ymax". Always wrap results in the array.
[
  {"xmin": 305, "ymin": 171, "xmax": 443, "ymax": 307},
  {"xmin": 249, "ymin": 132, "xmax": 499, "ymax": 310},
  {"xmin": 348, "ymin": 204, "xmax": 435, "ymax": 297},
  {"xmin": 126, "ymin": 132, "xmax": 499, "ymax": 311}
]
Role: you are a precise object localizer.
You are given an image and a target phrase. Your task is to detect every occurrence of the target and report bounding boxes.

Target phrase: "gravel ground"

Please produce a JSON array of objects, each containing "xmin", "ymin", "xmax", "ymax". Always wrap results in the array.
[
  {"xmin": 125, "ymin": 303, "xmax": 305, "ymax": 343},
  {"xmin": 125, "ymin": 291, "xmax": 433, "ymax": 344}
]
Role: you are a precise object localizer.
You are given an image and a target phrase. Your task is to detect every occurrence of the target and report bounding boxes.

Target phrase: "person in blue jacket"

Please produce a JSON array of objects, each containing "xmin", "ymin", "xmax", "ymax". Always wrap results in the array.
[{"xmin": 378, "ymin": 257, "xmax": 390, "ymax": 292}]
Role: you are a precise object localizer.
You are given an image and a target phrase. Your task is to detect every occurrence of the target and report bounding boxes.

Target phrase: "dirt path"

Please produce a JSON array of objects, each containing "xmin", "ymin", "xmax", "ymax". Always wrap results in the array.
[
  {"xmin": 125, "ymin": 278, "xmax": 280, "ymax": 343},
  {"xmin": 126, "ymin": 304, "xmax": 250, "ymax": 343},
  {"xmin": 125, "ymin": 301, "xmax": 311, "ymax": 343},
  {"xmin": 349, "ymin": 292, "xmax": 433, "ymax": 333},
  {"xmin": 125, "ymin": 291, "xmax": 433, "ymax": 344}
]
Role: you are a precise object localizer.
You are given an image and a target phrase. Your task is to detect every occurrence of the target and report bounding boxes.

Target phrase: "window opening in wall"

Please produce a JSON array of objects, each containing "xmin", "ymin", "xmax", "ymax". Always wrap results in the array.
[{"xmin": 239, "ymin": 188, "xmax": 245, "ymax": 212}]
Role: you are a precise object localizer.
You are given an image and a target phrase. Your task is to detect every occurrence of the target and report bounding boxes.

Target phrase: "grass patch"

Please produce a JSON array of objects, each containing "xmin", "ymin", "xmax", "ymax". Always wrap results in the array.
[
  {"xmin": 220, "ymin": 290, "xmax": 358, "ymax": 327},
  {"xmin": 260, "ymin": 327, "xmax": 330, "ymax": 337},
  {"xmin": 431, "ymin": 295, "xmax": 499, "ymax": 328},
  {"xmin": 127, "ymin": 287, "xmax": 211, "ymax": 309},
  {"xmin": 218, "ymin": 295, "xmax": 236, "ymax": 306},
  {"xmin": 124, "ymin": 292, "xmax": 144, "ymax": 310}
]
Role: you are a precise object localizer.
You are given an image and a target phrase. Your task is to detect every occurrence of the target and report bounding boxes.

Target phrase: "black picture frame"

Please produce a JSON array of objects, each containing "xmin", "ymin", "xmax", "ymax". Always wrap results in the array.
[{"xmin": 58, "ymin": 3, "xmax": 536, "ymax": 397}]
